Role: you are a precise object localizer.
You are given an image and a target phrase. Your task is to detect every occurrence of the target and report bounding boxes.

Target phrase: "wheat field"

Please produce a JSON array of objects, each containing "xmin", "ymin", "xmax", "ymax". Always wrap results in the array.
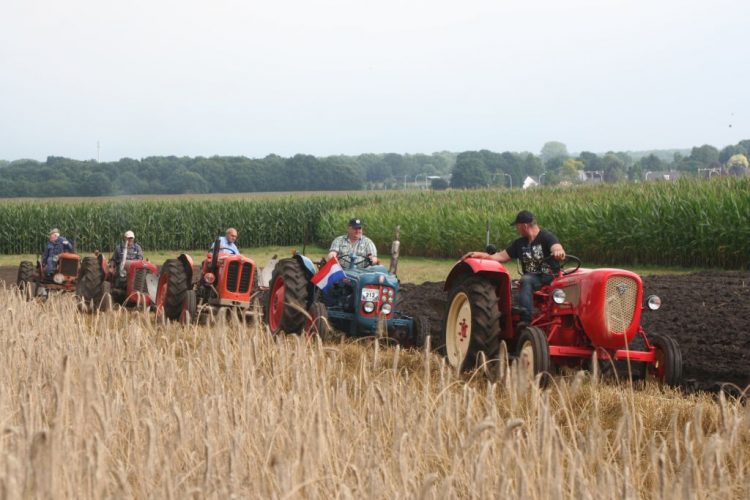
[{"xmin": 0, "ymin": 287, "xmax": 748, "ymax": 499}]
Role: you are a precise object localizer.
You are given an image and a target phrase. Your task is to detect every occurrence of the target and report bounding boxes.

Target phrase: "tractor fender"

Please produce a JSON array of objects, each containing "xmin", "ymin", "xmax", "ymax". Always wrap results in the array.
[
  {"xmin": 292, "ymin": 252, "xmax": 316, "ymax": 279},
  {"xmin": 177, "ymin": 254, "xmax": 194, "ymax": 284},
  {"xmin": 444, "ymin": 258, "xmax": 510, "ymax": 291}
]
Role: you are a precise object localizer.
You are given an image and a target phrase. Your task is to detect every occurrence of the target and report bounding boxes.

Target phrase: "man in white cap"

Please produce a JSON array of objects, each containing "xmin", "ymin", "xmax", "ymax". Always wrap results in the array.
[
  {"xmin": 109, "ymin": 230, "xmax": 144, "ymax": 270},
  {"xmin": 42, "ymin": 228, "xmax": 74, "ymax": 275}
]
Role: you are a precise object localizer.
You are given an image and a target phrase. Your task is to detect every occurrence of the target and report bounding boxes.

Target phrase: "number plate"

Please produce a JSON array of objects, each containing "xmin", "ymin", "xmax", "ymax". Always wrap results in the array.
[{"xmin": 361, "ymin": 288, "xmax": 380, "ymax": 302}]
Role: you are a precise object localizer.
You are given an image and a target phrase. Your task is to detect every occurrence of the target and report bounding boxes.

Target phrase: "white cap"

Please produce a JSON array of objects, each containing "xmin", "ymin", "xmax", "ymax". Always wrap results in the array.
[
  {"xmin": 124, "ymin": 230, "xmax": 135, "ymax": 239},
  {"xmin": 49, "ymin": 228, "xmax": 60, "ymax": 235}
]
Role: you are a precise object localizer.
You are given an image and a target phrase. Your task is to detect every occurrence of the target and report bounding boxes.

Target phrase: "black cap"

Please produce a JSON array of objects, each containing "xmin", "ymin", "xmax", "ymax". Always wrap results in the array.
[
  {"xmin": 510, "ymin": 210, "xmax": 535, "ymax": 225},
  {"xmin": 348, "ymin": 218, "xmax": 362, "ymax": 228}
]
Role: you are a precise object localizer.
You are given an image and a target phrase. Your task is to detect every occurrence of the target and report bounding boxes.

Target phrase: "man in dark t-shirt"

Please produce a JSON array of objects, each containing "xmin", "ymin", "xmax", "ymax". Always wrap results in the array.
[{"xmin": 465, "ymin": 210, "xmax": 566, "ymax": 323}]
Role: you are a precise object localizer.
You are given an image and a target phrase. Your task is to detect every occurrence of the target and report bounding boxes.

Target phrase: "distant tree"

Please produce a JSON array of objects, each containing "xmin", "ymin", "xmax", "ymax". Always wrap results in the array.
[
  {"xmin": 430, "ymin": 177, "xmax": 449, "ymax": 190},
  {"xmin": 451, "ymin": 158, "xmax": 489, "ymax": 188},
  {"xmin": 719, "ymin": 144, "xmax": 748, "ymax": 164},
  {"xmin": 602, "ymin": 154, "xmax": 627, "ymax": 183},
  {"xmin": 540, "ymin": 141, "xmax": 569, "ymax": 162},
  {"xmin": 689, "ymin": 144, "xmax": 720, "ymax": 165},
  {"xmin": 561, "ymin": 159, "xmax": 583, "ymax": 183},
  {"xmin": 727, "ymin": 154, "xmax": 749, "ymax": 176}
]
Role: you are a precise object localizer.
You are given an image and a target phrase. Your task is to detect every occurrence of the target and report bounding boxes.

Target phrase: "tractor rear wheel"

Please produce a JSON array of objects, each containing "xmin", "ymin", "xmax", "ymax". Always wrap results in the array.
[
  {"xmin": 516, "ymin": 326, "xmax": 552, "ymax": 385},
  {"xmin": 304, "ymin": 302, "xmax": 331, "ymax": 340},
  {"xmin": 76, "ymin": 257, "xmax": 108, "ymax": 310},
  {"xmin": 646, "ymin": 334, "xmax": 683, "ymax": 387},
  {"xmin": 156, "ymin": 259, "xmax": 190, "ymax": 321},
  {"xmin": 266, "ymin": 258, "xmax": 308, "ymax": 335},
  {"xmin": 180, "ymin": 290, "xmax": 197, "ymax": 325},
  {"xmin": 17, "ymin": 261, "xmax": 36, "ymax": 300},
  {"xmin": 439, "ymin": 277, "xmax": 501, "ymax": 371}
]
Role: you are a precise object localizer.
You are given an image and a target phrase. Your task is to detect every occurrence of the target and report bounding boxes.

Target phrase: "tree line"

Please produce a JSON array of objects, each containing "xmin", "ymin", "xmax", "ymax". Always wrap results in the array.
[
  {"xmin": 0, "ymin": 140, "xmax": 748, "ymax": 197},
  {"xmin": 449, "ymin": 140, "xmax": 750, "ymax": 189}
]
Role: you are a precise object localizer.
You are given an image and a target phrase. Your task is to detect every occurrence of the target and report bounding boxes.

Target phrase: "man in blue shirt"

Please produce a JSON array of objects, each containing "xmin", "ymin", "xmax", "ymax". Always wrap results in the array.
[
  {"xmin": 42, "ymin": 228, "xmax": 74, "ymax": 275},
  {"xmin": 210, "ymin": 227, "xmax": 240, "ymax": 255}
]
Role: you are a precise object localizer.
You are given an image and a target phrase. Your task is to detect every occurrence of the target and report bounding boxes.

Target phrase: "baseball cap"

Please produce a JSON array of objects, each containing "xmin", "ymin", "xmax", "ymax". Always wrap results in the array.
[
  {"xmin": 348, "ymin": 218, "xmax": 362, "ymax": 228},
  {"xmin": 124, "ymin": 230, "xmax": 135, "ymax": 239},
  {"xmin": 510, "ymin": 210, "xmax": 535, "ymax": 225}
]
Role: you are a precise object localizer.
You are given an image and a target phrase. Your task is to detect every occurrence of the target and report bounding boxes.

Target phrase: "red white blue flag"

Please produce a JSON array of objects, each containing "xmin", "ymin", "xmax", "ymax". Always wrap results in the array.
[{"xmin": 311, "ymin": 257, "xmax": 346, "ymax": 292}]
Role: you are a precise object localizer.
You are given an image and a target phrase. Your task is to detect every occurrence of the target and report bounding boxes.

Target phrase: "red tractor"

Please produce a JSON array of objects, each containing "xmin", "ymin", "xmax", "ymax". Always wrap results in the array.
[
  {"xmin": 75, "ymin": 252, "xmax": 158, "ymax": 311},
  {"xmin": 438, "ymin": 255, "xmax": 683, "ymax": 386},
  {"xmin": 17, "ymin": 252, "xmax": 81, "ymax": 299},
  {"xmin": 155, "ymin": 239, "xmax": 259, "ymax": 324}
]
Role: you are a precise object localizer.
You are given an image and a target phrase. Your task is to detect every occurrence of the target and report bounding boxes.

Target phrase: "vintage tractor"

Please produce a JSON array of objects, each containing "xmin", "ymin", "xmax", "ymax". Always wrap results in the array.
[
  {"xmin": 155, "ymin": 238, "xmax": 259, "ymax": 324},
  {"xmin": 265, "ymin": 252, "xmax": 429, "ymax": 344},
  {"xmin": 75, "ymin": 248, "xmax": 158, "ymax": 311},
  {"xmin": 438, "ymin": 255, "xmax": 683, "ymax": 386},
  {"xmin": 17, "ymin": 252, "xmax": 81, "ymax": 299}
]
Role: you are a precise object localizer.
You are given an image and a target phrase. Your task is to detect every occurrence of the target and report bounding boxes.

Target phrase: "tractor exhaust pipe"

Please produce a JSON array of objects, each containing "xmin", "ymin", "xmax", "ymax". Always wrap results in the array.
[{"xmin": 388, "ymin": 225, "xmax": 400, "ymax": 275}]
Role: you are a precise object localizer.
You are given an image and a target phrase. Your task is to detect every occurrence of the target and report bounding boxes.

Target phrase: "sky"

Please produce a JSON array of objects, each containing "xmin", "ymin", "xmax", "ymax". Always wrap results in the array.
[{"xmin": 1, "ymin": 0, "xmax": 748, "ymax": 162}]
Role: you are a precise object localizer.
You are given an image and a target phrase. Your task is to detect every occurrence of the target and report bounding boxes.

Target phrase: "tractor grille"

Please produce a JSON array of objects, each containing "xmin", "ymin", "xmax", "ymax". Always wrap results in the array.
[
  {"xmin": 226, "ymin": 261, "xmax": 239, "ymax": 292},
  {"xmin": 239, "ymin": 263, "xmax": 252, "ymax": 293},
  {"xmin": 60, "ymin": 258, "xmax": 79, "ymax": 277},
  {"xmin": 604, "ymin": 276, "xmax": 638, "ymax": 333},
  {"xmin": 133, "ymin": 267, "xmax": 150, "ymax": 293}
]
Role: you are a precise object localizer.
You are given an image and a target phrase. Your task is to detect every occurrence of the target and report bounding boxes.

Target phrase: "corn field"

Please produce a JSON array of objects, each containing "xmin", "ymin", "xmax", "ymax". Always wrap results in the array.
[
  {"xmin": 0, "ymin": 287, "xmax": 748, "ymax": 498},
  {"xmin": 2, "ymin": 178, "xmax": 748, "ymax": 268},
  {"xmin": 318, "ymin": 177, "xmax": 750, "ymax": 268}
]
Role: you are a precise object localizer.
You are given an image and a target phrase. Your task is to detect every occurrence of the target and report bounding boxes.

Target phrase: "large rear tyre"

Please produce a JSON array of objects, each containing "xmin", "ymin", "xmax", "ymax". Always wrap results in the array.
[
  {"xmin": 265, "ymin": 258, "xmax": 309, "ymax": 335},
  {"xmin": 156, "ymin": 259, "xmax": 190, "ymax": 321},
  {"xmin": 646, "ymin": 334, "xmax": 683, "ymax": 387},
  {"xmin": 516, "ymin": 326, "xmax": 552, "ymax": 385},
  {"xmin": 439, "ymin": 277, "xmax": 502, "ymax": 371},
  {"xmin": 76, "ymin": 257, "xmax": 107, "ymax": 309},
  {"xmin": 304, "ymin": 302, "xmax": 331, "ymax": 340}
]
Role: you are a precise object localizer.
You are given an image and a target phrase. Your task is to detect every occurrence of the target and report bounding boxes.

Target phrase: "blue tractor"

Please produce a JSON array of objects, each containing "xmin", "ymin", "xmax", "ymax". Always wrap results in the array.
[{"xmin": 264, "ymin": 251, "xmax": 429, "ymax": 345}]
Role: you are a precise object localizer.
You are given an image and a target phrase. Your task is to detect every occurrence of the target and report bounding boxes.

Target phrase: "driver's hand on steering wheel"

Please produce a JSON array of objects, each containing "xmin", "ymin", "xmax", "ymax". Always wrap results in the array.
[
  {"xmin": 327, "ymin": 251, "xmax": 338, "ymax": 261},
  {"xmin": 552, "ymin": 247, "xmax": 566, "ymax": 261},
  {"xmin": 368, "ymin": 254, "xmax": 379, "ymax": 265}
]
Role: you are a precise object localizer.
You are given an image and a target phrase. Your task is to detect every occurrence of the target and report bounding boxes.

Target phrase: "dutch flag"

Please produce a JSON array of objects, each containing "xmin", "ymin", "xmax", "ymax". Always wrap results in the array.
[{"xmin": 311, "ymin": 257, "xmax": 346, "ymax": 292}]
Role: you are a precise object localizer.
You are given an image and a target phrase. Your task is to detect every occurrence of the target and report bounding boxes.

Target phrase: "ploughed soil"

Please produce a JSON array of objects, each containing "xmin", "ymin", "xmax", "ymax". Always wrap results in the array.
[
  {"xmin": 2, "ymin": 265, "xmax": 748, "ymax": 392},
  {"xmin": 399, "ymin": 272, "xmax": 750, "ymax": 393}
]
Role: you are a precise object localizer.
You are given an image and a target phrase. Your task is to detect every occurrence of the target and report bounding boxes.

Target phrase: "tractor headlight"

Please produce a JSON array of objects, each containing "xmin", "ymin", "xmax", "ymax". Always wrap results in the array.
[
  {"xmin": 363, "ymin": 301, "xmax": 375, "ymax": 313},
  {"xmin": 646, "ymin": 295, "xmax": 661, "ymax": 311},
  {"xmin": 53, "ymin": 273, "xmax": 65, "ymax": 284},
  {"xmin": 381, "ymin": 303, "xmax": 392, "ymax": 315},
  {"xmin": 552, "ymin": 288, "xmax": 566, "ymax": 304}
]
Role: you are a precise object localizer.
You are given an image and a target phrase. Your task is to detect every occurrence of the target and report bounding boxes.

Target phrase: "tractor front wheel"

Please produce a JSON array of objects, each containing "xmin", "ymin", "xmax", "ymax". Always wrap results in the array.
[
  {"xmin": 516, "ymin": 326, "xmax": 552, "ymax": 385},
  {"xmin": 304, "ymin": 302, "xmax": 331, "ymax": 340},
  {"xmin": 646, "ymin": 334, "xmax": 683, "ymax": 387},
  {"xmin": 156, "ymin": 259, "xmax": 190, "ymax": 321},
  {"xmin": 412, "ymin": 315, "xmax": 431, "ymax": 348},
  {"xmin": 180, "ymin": 290, "xmax": 197, "ymax": 325},
  {"xmin": 439, "ymin": 277, "xmax": 502, "ymax": 371},
  {"xmin": 266, "ymin": 258, "xmax": 308, "ymax": 335}
]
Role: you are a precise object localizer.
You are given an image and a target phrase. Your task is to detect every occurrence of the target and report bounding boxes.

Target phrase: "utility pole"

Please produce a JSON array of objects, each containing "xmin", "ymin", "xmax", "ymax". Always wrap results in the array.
[{"xmin": 97, "ymin": 140, "xmax": 100, "ymax": 162}]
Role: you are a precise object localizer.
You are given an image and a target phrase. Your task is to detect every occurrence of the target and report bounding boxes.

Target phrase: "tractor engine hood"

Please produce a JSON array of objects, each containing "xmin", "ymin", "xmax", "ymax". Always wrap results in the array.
[{"xmin": 557, "ymin": 268, "xmax": 644, "ymax": 349}]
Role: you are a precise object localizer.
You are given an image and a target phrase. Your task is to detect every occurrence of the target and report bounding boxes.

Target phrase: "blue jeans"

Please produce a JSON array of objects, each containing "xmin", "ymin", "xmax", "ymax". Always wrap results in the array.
[{"xmin": 519, "ymin": 273, "xmax": 553, "ymax": 323}]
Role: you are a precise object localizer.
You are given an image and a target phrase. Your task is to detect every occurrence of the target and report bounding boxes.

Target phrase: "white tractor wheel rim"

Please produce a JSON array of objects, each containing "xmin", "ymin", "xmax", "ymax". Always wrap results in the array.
[{"xmin": 446, "ymin": 291, "xmax": 471, "ymax": 368}]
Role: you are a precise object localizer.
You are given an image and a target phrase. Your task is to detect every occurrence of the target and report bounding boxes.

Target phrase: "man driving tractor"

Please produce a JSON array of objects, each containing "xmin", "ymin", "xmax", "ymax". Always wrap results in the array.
[
  {"xmin": 210, "ymin": 227, "xmax": 240, "ymax": 255},
  {"xmin": 465, "ymin": 210, "xmax": 566, "ymax": 324},
  {"xmin": 109, "ymin": 230, "xmax": 144, "ymax": 270},
  {"xmin": 42, "ymin": 228, "xmax": 74, "ymax": 276},
  {"xmin": 327, "ymin": 218, "xmax": 379, "ymax": 268}
]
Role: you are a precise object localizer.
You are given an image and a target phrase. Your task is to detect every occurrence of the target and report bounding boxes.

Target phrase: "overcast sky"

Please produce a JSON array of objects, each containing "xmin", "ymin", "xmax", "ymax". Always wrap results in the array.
[{"xmin": 1, "ymin": 0, "xmax": 747, "ymax": 161}]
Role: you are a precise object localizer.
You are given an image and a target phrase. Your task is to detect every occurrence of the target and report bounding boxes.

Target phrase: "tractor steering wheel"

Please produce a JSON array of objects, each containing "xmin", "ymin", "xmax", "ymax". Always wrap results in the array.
[
  {"xmin": 338, "ymin": 254, "xmax": 373, "ymax": 268},
  {"xmin": 560, "ymin": 255, "xmax": 582, "ymax": 276}
]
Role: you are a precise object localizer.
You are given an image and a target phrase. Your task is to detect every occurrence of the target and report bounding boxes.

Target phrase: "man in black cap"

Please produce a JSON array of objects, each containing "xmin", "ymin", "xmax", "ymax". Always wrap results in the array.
[
  {"xmin": 466, "ymin": 210, "xmax": 566, "ymax": 323},
  {"xmin": 327, "ymin": 218, "xmax": 379, "ymax": 268}
]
